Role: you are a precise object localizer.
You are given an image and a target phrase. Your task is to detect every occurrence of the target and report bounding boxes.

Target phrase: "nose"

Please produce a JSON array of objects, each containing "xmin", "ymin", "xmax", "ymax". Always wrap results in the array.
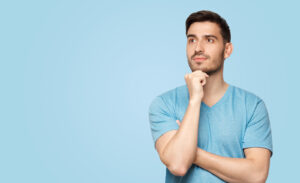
[{"xmin": 195, "ymin": 41, "xmax": 204, "ymax": 53}]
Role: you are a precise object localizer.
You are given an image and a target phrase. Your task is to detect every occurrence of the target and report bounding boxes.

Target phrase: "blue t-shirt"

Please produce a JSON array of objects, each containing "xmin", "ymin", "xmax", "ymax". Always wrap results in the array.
[{"xmin": 148, "ymin": 84, "xmax": 273, "ymax": 183}]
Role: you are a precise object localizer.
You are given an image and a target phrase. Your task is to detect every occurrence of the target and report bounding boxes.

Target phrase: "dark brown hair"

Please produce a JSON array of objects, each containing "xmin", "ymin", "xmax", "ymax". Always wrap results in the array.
[{"xmin": 185, "ymin": 10, "xmax": 231, "ymax": 44}]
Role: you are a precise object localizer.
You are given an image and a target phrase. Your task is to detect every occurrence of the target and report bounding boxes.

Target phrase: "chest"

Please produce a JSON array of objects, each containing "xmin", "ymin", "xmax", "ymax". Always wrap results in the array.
[{"xmin": 176, "ymin": 104, "xmax": 247, "ymax": 152}]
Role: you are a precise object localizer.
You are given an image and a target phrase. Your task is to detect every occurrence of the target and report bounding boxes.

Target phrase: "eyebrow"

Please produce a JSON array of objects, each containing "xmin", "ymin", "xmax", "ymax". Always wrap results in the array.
[{"xmin": 187, "ymin": 34, "xmax": 218, "ymax": 40}]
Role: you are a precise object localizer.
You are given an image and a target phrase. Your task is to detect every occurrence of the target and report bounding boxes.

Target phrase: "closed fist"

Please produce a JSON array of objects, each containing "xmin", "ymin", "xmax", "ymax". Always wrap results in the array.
[{"xmin": 184, "ymin": 70, "xmax": 209, "ymax": 103}]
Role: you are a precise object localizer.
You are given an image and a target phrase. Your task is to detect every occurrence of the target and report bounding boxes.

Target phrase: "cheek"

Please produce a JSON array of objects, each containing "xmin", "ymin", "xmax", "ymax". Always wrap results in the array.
[
  {"xmin": 209, "ymin": 47, "xmax": 222, "ymax": 57},
  {"xmin": 186, "ymin": 49, "xmax": 192, "ymax": 57}
]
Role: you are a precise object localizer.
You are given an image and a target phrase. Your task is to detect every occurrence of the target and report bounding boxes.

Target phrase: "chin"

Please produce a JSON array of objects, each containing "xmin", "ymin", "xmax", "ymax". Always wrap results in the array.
[
  {"xmin": 191, "ymin": 68, "xmax": 203, "ymax": 72},
  {"xmin": 191, "ymin": 67, "xmax": 216, "ymax": 74},
  {"xmin": 191, "ymin": 65, "xmax": 207, "ymax": 72}
]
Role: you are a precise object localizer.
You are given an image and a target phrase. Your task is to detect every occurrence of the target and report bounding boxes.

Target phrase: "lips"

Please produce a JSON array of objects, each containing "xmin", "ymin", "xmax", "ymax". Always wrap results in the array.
[{"xmin": 192, "ymin": 57, "xmax": 207, "ymax": 62}]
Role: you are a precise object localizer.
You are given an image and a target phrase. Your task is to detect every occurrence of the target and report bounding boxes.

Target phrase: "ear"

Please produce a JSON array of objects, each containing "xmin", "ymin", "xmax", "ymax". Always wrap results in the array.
[{"xmin": 224, "ymin": 42, "xmax": 233, "ymax": 59}]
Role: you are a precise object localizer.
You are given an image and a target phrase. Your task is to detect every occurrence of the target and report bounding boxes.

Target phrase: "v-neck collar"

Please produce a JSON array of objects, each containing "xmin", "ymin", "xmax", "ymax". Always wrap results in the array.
[{"xmin": 201, "ymin": 84, "xmax": 232, "ymax": 109}]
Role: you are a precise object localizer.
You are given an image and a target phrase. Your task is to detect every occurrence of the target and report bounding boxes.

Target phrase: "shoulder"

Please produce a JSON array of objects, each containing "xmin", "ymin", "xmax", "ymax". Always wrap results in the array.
[
  {"xmin": 152, "ymin": 84, "xmax": 187, "ymax": 103},
  {"xmin": 149, "ymin": 84, "xmax": 188, "ymax": 111},
  {"xmin": 231, "ymin": 84, "xmax": 264, "ymax": 104},
  {"xmin": 230, "ymin": 84, "xmax": 268, "ymax": 121}
]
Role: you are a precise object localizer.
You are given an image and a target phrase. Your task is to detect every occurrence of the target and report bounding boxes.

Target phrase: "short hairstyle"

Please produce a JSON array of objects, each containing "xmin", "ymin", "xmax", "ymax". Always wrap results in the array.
[{"xmin": 185, "ymin": 10, "xmax": 231, "ymax": 44}]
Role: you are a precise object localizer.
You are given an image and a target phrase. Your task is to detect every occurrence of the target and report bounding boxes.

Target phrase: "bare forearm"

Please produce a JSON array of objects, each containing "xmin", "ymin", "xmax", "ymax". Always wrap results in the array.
[
  {"xmin": 163, "ymin": 101, "xmax": 201, "ymax": 173},
  {"xmin": 193, "ymin": 148, "xmax": 267, "ymax": 183}
]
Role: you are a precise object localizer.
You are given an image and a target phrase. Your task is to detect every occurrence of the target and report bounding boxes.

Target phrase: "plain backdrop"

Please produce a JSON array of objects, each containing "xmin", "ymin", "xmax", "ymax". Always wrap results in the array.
[{"xmin": 1, "ymin": 0, "xmax": 299, "ymax": 182}]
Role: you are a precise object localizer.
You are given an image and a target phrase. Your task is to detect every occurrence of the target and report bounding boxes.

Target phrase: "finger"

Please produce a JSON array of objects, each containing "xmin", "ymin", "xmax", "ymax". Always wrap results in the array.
[
  {"xmin": 201, "ymin": 78, "xmax": 206, "ymax": 86},
  {"xmin": 195, "ymin": 72, "xmax": 209, "ymax": 78},
  {"xmin": 184, "ymin": 73, "xmax": 189, "ymax": 79},
  {"xmin": 198, "ymin": 75, "xmax": 207, "ymax": 83},
  {"xmin": 200, "ymin": 75, "xmax": 208, "ymax": 86},
  {"xmin": 190, "ymin": 71, "xmax": 209, "ymax": 78},
  {"xmin": 191, "ymin": 70, "xmax": 208, "ymax": 76},
  {"xmin": 190, "ymin": 73, "xmax": 207, "ymax": 80}
]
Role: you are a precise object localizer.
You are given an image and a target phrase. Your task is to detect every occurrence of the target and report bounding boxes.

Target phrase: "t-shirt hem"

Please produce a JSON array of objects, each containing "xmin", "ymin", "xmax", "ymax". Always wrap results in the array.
[
  {"xmin": 153, "ymin": 126, "xmax": 179, "ymax": 149},
  {"xmin": 242, "ymin": 145, "xmax": 273, "ymax": 157}
]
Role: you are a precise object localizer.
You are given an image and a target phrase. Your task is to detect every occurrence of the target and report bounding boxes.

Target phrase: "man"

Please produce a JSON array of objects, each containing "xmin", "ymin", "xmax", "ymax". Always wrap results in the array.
[{"xmin": 148, "ymin": 10, "xmax": 273, "ymax": 183}]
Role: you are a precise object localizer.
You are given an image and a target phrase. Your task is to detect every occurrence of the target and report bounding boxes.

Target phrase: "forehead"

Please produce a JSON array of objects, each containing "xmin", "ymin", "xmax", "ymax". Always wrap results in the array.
[{"xmin": 187, "ymin": 21, "xmax": 222, "ymax": 38}]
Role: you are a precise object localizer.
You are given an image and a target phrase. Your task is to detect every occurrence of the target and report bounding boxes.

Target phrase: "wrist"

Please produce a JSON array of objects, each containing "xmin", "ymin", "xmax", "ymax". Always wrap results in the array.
[
  {"xmin": 189, "ymin": 97, "xmax": 202, "ymax": 105},
  {"xmin": 193, "ymin": 148, "xmax": 200, "ymax": 164}
]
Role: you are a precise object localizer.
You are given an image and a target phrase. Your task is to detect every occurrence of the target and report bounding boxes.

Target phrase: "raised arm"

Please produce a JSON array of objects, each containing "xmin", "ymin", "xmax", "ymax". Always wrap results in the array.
[{"xmin": 155, "ymin": 71, "xmax": 209, "ymax": 176}]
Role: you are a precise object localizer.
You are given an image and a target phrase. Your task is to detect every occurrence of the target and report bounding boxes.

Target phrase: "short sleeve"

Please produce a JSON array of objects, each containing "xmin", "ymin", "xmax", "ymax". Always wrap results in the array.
[
  {"xmin": 242, "ymin": 99, "xmax": 273, "ymax": 157},
  {"xmin": 148, "ymin": 96, "xmax": 179, "ymax": 148}
]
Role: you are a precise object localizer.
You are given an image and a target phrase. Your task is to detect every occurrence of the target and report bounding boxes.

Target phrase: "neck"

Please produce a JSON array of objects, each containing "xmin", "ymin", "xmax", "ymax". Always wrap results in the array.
[{"xmin": 202, "ymin": 67, "xmax": 228, "ymax": 101}]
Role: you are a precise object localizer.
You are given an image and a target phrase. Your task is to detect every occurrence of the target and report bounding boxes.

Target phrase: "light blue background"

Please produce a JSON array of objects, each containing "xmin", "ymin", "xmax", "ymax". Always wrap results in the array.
[{"xmin": 1, "ymin": 0, "xmax": 299, "ymax": 182}]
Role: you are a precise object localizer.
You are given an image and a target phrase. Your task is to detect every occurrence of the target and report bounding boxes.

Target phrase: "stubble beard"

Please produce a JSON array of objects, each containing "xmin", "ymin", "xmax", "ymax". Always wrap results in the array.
[{"xmin": 188, "ymin": 48, "xmax": 225, "ymax": 75}]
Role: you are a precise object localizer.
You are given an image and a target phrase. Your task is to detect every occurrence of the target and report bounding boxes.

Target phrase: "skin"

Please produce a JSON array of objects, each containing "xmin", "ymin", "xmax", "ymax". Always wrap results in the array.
[
  {"xmin": 155, "ymin": 21, "xmax": 271, "ymax": 182},
  {"xmin": 186, "ymin": 21, "xmax": 226, "ymax": 75}
]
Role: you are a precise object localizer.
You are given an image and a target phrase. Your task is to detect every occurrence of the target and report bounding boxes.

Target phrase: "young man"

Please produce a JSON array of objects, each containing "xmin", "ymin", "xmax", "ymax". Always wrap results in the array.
[{"xmin": 148, "ymin": 10, "xmax": 273, "ymax": 183}]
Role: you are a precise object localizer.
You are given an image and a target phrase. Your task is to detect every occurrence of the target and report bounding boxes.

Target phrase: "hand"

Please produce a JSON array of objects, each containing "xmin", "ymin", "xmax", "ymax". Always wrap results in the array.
[
  {"xmin": 184, "ymin": 70, "xmax": 209, "ymax": 103},
  {"xmin": 176, "ymin": 120, "xmax": 181, "ymax": 126}
]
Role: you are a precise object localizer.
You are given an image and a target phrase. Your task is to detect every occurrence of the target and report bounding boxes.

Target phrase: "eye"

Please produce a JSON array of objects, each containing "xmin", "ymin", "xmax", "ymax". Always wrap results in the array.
[
  {"xmin": 189, "ymin": 39, "xmax": 196, "ymax": 43},
  {"xmin": 207, "ymin": 38, "xmax": 214, "ymax": 43}
]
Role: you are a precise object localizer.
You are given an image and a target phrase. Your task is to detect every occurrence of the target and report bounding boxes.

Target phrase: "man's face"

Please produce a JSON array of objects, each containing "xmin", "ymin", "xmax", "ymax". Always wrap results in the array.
[{"xmin": 186, "ymin": 21, "xmax": 228, "ymax": 74}]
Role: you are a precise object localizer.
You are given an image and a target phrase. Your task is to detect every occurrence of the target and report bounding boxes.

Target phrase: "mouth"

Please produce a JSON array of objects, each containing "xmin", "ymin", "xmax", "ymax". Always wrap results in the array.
[{"xmin": 192, "ymin": 57, "xmax": 207, "ymax": 63}]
